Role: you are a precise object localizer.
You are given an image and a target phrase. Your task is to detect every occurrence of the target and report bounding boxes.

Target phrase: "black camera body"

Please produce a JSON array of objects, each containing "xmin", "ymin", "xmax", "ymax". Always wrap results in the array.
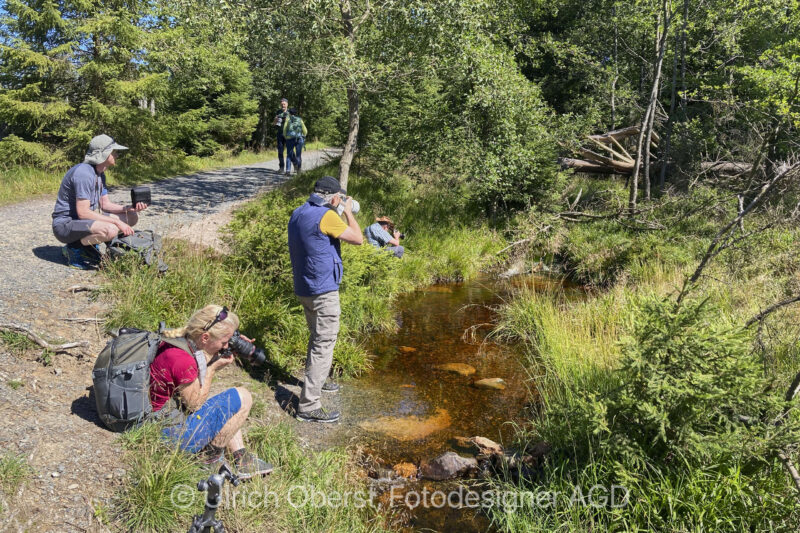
[
  {"xmin": 226, "ymin": 330, "xmax": 267, "ymax": 366},
  {"xmin": 131, "ymin": 186, "xmax": 151, "ymax": 206},
  {"xmin": 398, "ymin": 233, "xmax": 405, "ymax": 240}
]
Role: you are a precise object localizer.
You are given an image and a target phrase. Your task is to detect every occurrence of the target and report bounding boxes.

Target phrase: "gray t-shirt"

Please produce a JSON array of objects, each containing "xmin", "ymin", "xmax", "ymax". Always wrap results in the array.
[
  {"xmin": 365, "ymin": 222, "xmax": 392, "ymax": 247},
  {"xmin": 52, "ymin": 163, "xmax": 108, "ymax": 222}
]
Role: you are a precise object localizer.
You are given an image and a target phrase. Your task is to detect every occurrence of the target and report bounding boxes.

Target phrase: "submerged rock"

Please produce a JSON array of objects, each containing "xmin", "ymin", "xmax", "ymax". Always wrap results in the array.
[
  {"xmin": 434, "ymin": 363, "xmax": 476, "ymax": 376},
  {"xmin": 455, "ymin": 436, "xmax": 504, "ymax": 456},
  {"xmin": 420, "ymin": 452, "xmax": 478, "ymax": 480},
  {"xmin": 358, "ymin": 408, "xmax": 452, "ymax": 441},
  {"xmin": 392, "ymin": 462, "xmax": 418, "ymax": 479},
  {"xmin": 472, "ymin": 378, "xmax": 507, "ymax": 390}
]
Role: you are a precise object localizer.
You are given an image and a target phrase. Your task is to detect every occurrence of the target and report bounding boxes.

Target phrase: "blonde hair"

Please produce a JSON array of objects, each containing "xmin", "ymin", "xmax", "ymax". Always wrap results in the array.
[{"xmin": 162, "ymin": 305, "xmax": 240, "ymax": 344}]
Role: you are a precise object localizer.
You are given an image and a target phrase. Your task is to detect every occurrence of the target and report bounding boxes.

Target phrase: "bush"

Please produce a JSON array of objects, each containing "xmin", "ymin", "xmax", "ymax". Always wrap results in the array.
[
  {"xmin": 496, "ymin": 295, "xmax": 800, "ymax": 531},
  {"xmin": 0, "ymin": 135, "xmax": 66, "ymax": 170}
]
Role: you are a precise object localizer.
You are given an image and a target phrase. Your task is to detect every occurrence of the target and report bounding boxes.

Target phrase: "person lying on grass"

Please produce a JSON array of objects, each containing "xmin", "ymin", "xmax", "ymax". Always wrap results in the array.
[{"xmin": 150, "ymin": 304, "xmax": 272, "ymax": 480}]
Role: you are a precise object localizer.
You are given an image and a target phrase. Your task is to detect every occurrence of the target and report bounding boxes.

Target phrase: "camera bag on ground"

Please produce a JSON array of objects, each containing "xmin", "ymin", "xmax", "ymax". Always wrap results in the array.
[
  {"xmin": 107, "ymin": 229, "xmax": 168, "ymax": 273},
  {"xmin": 92, "ymin": 327, "xmax": 189, "ymax": 432}
]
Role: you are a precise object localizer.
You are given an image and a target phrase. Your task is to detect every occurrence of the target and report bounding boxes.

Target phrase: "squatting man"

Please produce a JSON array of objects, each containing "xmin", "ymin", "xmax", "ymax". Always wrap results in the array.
[{"xmin": 51, "ymin": 134, "xmax": 148, "ymax": 269}]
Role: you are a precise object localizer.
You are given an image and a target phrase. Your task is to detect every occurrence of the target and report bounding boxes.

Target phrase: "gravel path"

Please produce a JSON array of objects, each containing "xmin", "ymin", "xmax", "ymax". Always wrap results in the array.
[{"xmin": 0, "ymin": 148, "xmax": 340, "ymax": 321}]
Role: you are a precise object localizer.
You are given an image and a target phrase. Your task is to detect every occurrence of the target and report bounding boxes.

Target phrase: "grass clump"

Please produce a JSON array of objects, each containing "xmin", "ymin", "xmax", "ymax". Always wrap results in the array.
[
  {"xmin": 0, "ymin": 453, "xmax": 33, "ymax": 496},
  {"xmin": 0, "ymin": 331, "xmax": 37, "ymax": 355},
  {"xmin": 114, "ymin": 423, "xmax": 205, "ymax": 533}
]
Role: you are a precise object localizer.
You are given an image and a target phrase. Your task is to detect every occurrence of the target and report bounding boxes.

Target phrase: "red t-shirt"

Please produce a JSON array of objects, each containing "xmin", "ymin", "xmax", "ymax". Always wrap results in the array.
[{"xmin": 149, "ymin": 342, "xmax": 198, "ymax": 412}]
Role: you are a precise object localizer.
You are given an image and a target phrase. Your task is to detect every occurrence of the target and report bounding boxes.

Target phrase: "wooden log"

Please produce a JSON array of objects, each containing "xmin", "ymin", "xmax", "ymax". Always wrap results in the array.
[
  {"xmin": 589, "ymin": 125, "xmax": 661, "ymax": 145},
  {"xmin": 578, "ymin": 148, "xmax": 635, "ymax": 172},
  {"xmin": 587, "ymin": 136, "xmax": 634, "ymax": 163},
  {"xmin": 700, "ymin": 161, "xmax": 753, "ymax": 174},
  {"xmin": 559, "ymin": 158, "xmax": 630, "ymax": 175}
]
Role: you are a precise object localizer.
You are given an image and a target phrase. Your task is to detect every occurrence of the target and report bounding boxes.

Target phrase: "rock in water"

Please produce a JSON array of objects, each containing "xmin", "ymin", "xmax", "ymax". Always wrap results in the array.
[
  {"xmin": 392, "ymin": 462, "xmax": 418, "ymax": 479},
  {"xmin": 358, "ymin": 408, "xmax": 452, "ymax": 441},
  {"xmin": 473, "ymin": 378, "xmax": 507, "ymax": 390},
  {"xmin": 420, "ymin": 452, "xmax": 478, "ymax": 480},
  {"xmin": 434, "ymin": 363, "xmax": 476, "ymax": 376}
]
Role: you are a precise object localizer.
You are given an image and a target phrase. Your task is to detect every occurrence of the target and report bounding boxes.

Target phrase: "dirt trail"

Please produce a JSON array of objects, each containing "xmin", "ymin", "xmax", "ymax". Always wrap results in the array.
[{"xmin": 0, "ymin": 150, "xmax": 340, "ymax": 532}]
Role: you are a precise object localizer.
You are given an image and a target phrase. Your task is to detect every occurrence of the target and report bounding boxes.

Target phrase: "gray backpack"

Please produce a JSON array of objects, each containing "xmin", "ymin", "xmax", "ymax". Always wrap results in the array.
[
  {"xmin": 92, "ymin": 327, "xmax": 189, "ymax": 432},
  {"xmin": 108, "ymin": 229, "xmax": 168, "ymax": 273}
]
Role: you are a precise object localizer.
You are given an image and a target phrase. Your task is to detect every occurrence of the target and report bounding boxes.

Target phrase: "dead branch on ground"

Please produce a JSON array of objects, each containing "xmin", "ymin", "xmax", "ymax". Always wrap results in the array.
[{"xmin": 0, "ymin": 322, "xmax": 89, "ymax": 354}]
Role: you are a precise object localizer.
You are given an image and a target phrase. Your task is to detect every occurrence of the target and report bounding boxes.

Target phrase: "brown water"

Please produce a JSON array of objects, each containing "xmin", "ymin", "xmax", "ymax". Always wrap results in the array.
[{"xmin": 338, "ymin": 274, "xmax": 572, "ymax": 532}]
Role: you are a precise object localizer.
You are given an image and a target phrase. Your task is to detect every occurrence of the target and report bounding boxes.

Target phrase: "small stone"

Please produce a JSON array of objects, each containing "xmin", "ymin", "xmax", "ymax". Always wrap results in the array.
[
  {"xmin": 57, "ymin": 464, "xmax": 65, "ymax": 473},
  {"xmin": 105, "ymin": 473, "xmax": 113, "ymax": 480},
  {"xmin": 54, "ymin": 368, "xmax": 62, "ymax": 376},
  {"xmin": 434, "ymin": 363, "xmax": 476, "ymax": 376},
  {"xmin": 114, "ymin": 468, "xmax": 126, "ymax": 477},
  {"xmin": 472, "ymin": 378, "xmax": 507, "ymax": 390},
  {"xmin": 68, "ymin": 483, "xmax": 79, "ymax": 490},
  {"xmin": 51, "ymin": 472, "xmax": 60, "ymax": 478}
]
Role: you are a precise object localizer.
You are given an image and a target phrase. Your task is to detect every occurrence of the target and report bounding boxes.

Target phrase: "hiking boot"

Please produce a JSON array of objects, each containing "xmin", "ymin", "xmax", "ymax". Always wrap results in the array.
[
  {"xmin": 198, "ymin": 444, "xmax": 226, "ymax": 469},
  {"xmin": 296, "ymin": 407, "xmax": 340, "ymax": 423},
  {"xmin": 82, "ymin": 243, "xmax": 103, "ymax": 264},
  {"xmin": 62, "ymin": 244, "xmax": 96, "ymax": 270},
  {"xmin": 322, "ymin": 380, "xmax": 340, "ymax": 393},
  {"xmin": 233, "ymin": 451, "xmax": 273, "ymax": 480}
]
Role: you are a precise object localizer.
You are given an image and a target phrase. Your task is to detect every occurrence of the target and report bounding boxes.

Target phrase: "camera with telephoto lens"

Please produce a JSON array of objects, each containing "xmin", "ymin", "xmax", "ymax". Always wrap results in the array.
[
  {"xmin": 334, "ymin": 194, "xmax": 360, "ymax": 216},
  {"xmin": 224, "ymin": 330, "xmax": 266, "ymax": 366}
]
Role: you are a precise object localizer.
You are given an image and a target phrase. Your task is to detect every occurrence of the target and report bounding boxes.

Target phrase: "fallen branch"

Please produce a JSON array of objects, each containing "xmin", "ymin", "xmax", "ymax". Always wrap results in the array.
[
  {"xmin": 778, "ymin": 451, "xmax": 800, "ymax": 496},
  {"xmin": 64, "ymin": 284, "xmax": 101, "ymax": 294},
  {"xmin": 59, "ymin": 317, "xmax": 106, "ymax": 323},
  {"xmin": 495, "ymin": 225, "xmax": 552, "ymax": 255},
  {"xmin": 0, "ymin": 322, "xmax": 89, "ymax": 354},
  {"xmin": 745, "ymin": 294, "xmax": 800, "ymax": 328}
]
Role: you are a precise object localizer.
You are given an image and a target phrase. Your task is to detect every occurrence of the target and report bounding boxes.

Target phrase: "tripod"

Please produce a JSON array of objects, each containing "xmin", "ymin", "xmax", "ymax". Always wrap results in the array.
[{"xmin": 187, "ymin": 464, "xmax": 240, "ymax": 533}]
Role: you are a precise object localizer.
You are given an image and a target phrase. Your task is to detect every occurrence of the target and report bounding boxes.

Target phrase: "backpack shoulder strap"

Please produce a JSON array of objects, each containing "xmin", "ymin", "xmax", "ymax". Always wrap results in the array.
[{"xmin": 160, "ymin": 336, "xmax": 191, "ymax": 354}]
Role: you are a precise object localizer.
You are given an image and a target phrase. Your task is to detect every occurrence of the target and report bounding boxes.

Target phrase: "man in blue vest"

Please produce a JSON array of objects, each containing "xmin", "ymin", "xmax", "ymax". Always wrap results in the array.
[{"xmin": 288, "ymin": 176, "xmax": 363, "ymax": 423}]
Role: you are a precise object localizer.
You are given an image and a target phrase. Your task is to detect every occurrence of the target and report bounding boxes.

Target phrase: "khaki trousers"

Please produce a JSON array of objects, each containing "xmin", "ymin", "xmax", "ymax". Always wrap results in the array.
[{"xmin": 297, "ymin": 291, "xmax": 340, "ymax": 413}]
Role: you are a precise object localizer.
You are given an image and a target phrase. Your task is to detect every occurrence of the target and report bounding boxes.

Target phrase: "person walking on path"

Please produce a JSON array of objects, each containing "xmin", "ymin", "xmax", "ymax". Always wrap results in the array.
[
  {"xmin": 273, "ymin": 98, "xmax": 290, "ymax": 174},
  {"xmin": 51, "ymin": 134, "xmax": 148, "ymax": 269},
  {"xmin": 283, "ymin": 107, "xmax": 307, "ymax": 174},
  {"xmin": 287, "ymin": 176, "xmax": 363, "ymax": 423},
  {"xmin": 151, "ymin": 304, "xmax": 273, "ymax": 479}
]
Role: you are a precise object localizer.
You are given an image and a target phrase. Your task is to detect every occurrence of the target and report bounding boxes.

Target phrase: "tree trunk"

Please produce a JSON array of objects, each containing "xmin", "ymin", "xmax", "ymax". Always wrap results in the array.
[
  {"xmin": 612, "ymin": 6, "xmax": 618, "ymax": 129},
  {"xmin": 337, "ymin": 0, "xmax": 358, "ymax": 190},
  {"xmin": 659, "ymin": 29, "xmax": 681, "ymax": 189},
  {"xmin": 338, "ymin": 86, "xmax": 359, "ymax": 190},
  {"xmin": 629, "ymin": 0, "xmax": 671, "ymax": 213}
]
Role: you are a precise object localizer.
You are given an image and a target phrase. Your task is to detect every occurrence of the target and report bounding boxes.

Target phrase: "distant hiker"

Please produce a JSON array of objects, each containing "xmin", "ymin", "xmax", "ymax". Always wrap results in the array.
[
  {"xmin": 364, "ymin": 216, "xmax": 405, "ymax": 258},
  {"xmin": 283, "ymin": 107, "xmax": 307, "ymax": 174},
  {"xmin": 287, "ymin": 176, "xmax": 363, "ymax": 423},
  {"xmin": 273, "ymin": 97, "xmax": 290, "ymax": 174},
  {"xmin": 152, "ymin": 305, "xmax": 273, "ymax": 479},
  {"xmin": 51, "ymin": 134, "xmax": 148, "ymax": 269}
]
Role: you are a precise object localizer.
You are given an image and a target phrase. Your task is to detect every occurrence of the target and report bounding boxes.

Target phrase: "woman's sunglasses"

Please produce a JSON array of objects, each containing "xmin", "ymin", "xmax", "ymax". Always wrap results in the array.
[{"xmin": 202, "ymin": 306, "xmax": 228, "ymax": 331}]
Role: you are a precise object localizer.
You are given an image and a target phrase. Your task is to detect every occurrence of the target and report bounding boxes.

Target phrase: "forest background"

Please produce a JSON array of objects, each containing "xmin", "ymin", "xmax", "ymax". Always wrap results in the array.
[{"xmin": 2, "ymin": 0, "xmax": 800, "ymax": 531}]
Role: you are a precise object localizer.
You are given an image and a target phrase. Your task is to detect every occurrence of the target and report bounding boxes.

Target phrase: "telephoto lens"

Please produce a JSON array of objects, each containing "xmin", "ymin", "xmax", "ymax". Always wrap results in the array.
[{"xmin": 227, "ymin": 331, "xmax": 267, "ymax": 365}]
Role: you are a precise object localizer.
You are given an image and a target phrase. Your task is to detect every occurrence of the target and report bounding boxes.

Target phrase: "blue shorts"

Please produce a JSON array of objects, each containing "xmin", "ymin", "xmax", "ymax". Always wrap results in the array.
[{"xmin": 161, "ymin": 388, "xmax": 242, "ymax": 453}]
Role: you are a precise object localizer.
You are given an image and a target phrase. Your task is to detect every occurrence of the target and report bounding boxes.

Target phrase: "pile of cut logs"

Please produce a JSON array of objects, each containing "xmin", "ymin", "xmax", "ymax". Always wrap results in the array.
[{"xmin": 559, "ymin": 125, "xmax": 659, "ymax": 175}]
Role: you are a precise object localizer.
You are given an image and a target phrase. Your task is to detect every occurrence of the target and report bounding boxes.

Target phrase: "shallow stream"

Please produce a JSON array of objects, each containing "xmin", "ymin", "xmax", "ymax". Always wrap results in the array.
[{"xmin": 336, "ymin": 274, "xmax": 571, "ymax": 531}]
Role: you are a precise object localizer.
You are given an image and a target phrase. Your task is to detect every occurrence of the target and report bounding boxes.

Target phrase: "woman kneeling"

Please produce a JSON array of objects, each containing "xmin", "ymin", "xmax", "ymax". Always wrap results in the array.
[{"xmin": 149, "ymin": 304, "xmax": 271, "ymax": 479}]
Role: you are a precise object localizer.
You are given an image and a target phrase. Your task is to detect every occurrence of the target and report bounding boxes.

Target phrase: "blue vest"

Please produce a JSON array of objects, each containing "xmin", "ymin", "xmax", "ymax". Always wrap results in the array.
[{"xmin": 288, "ymin": 195, "xmax": 343, "ymax": 297}]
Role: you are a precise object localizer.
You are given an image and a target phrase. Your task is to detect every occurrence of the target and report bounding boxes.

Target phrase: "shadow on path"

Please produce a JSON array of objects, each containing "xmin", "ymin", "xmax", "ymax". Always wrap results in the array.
[
  {"xmin": 32, "ymin": 245, "xmax": 66, "ymax": 266},
  {"xmin": 144, "ymin": 167, "xmax": 288, "ymax": 217}
]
